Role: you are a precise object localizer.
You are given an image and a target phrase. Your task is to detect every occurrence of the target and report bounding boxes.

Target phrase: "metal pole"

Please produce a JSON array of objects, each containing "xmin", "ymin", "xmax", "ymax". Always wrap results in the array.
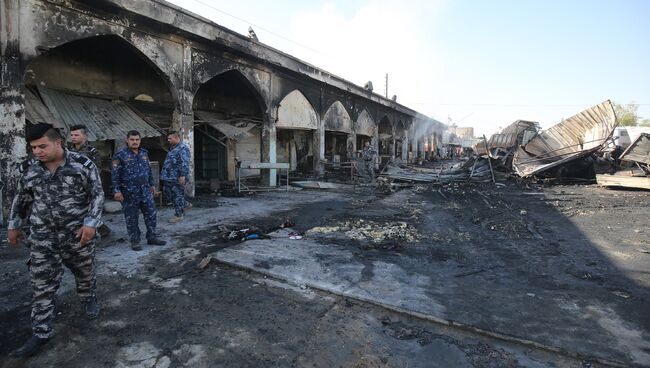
[
  {"xmin": 385, "ymin": 73, "xmax": 388, "ymax": 98},
  {"xmin": 483, "ymin": 135, "xmax": 496, "ymax": 183}
]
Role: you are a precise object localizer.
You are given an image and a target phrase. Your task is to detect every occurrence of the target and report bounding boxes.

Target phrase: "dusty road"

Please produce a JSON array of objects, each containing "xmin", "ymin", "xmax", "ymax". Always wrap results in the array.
[{"xmin": 1, "ymin": 173, "xmax": 648, "ymax": 367}]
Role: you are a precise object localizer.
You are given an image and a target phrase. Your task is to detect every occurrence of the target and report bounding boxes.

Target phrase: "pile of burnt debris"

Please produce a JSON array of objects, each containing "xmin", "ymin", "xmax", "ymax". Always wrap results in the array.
[{"xmin": 383, "ymin": 100, "xmax": 650, "ymax": 189}]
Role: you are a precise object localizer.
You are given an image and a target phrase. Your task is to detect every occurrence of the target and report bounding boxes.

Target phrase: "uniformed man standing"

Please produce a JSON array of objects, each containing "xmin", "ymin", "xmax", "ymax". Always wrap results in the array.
[
  {"xmin": 67, "ymin": 124, "xmax": 100, "ymax": 166},
  {"xmin": 111, "ymin": 130, "xmax": 166, "ymax": 250},
  {"xmin": 67, "ymin": 124, "xmax": 111, "ymax": 238},
  {"xmin": 362, "ymin": 141, "xmax": 377, "ymax": 182},
  {"xmin": 161, "ymin": 131, "xmax": 192, "ymax": 223},
  {"xmin": 7, "ymin": 123, "xmax": 104, "ymax": 357}
]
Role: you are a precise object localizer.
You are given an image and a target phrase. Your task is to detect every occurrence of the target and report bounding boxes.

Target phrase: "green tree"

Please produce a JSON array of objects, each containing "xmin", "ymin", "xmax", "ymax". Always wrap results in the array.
[
  {"xmin": 614, "ymin": 102, "xmax": 639, "ymax": 126},
  {"xmin": 640, "ymin": 118, "xmax": 650, "ymax": 127}
]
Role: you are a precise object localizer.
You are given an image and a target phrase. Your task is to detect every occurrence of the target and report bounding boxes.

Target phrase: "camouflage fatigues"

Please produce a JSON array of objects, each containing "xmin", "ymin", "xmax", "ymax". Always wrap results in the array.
[
  {"xmin": 8, "ymin": 150, "xmax": 104, "ymax": 339},
  {"xmin": 111, "ymin": 147, "xmax": 158, "ymax": 243},
  {"xmin": 68, "ymin": 141, "xmax": 112, "ymax": 237},
  {"xmin": 161, "ymin": 142, "xmax": 190, "ymax": 217},
  {"xmin": 67, "ymin": 142, "xmax": 100, "ymax": 168},
  {"xmin": 362, "ymin": 145, "xmax": 376, "ymax": 181}
]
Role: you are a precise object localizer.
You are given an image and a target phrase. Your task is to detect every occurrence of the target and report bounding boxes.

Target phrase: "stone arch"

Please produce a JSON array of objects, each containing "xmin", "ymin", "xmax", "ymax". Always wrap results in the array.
[
  {"xmin": 354, "ymin": 109, "xmax": 375, "ymax": 138},
  {"xmin": 323, "ymin": 101, "xmax": 353, "ymax": 134},
  {"xmin": 192, "ymin": 69, "xmax": 268, "ymax": 180},
  {"xmin": 22, "ymin": 34, "xmax": 179, "ymax": 192},
  {"xmin": 277, "ymin": 90, "xmax": 318, "ymax": 130},
  {"xmin": 191, "ymin": 64, "xmax": 270, "ymax": 114},
  {"xmin": 24, "ymin": 34, "xmax": 178, "ymax": 107}
]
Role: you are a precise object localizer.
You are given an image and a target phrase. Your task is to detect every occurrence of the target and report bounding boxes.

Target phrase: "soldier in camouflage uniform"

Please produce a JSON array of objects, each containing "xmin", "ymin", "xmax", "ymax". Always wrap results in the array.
[
  {"xmin": 161, "ymin": 131, "xmax": 192, "ymax": 223},
  {"xmin": 67, "ymin": 124, "xmax": 111, "ymax": 238},
  {"xmin": 67, "ymin": 124, "xmax": 100, "ymax": 166},
  {"xmin": 7, "ymin": 123, "xmax": 104, "ymax": 357},
  {"xmin": 111, "ymin": 130, "xmax": 166, "ymax": 251},
  {"xmin": 362, "ymin": 141, "xmax": 377, "ymax": 182}
]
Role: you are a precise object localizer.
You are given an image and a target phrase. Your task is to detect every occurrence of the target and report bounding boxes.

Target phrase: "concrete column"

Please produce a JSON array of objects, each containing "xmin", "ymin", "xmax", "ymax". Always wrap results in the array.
[
  {"xmin": 261, "ymin": 113, "xmax": 277, "ymax": 186},
  {"xmin": 410, "ymin": 131, "xmax": 417, "ymax": 163},
  {"xmin": 314, "ymin": 119, "xmax": 324, "ymax": 177},
  {"xmin": 1, "ymin": 0, "xmax": 26, "ymax": 221},
  {"xmin": 402, "ymin": 135, "xmax": 409, "ymax": 161},
  {"xmin": 372, "ymin": 128, "xmax": 380, "ymax": 169},
  {"xmin": 389, "ymin": 126, "xmax": 396, "ymax": 159},
  {"xmin": 418, "ymin": 137, "xmax": 426, "ymax": 161},
  {"xmin": 177, "ymin": 41, "xmax": 195, "ymax": 197},
  {"xmin": 346, "ymin": 133, "xmax": 355, "ymax": 161}
]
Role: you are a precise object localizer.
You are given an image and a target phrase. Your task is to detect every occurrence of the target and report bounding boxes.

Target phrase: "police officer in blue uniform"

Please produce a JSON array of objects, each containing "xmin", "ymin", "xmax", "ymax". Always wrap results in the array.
[
  {"xmin": 111, "ymin": 130, "xmax": 166, "ymax": 250},
  {"xmin": 161, "ymin": 131, "xmax": 192, "ymax": 223}
]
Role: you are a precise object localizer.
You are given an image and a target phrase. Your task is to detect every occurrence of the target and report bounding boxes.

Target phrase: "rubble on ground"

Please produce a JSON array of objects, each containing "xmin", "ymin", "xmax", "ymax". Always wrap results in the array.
[
  {"xmin": 308, "ymin": 219, "xmax": 421, "ymax": 243},
  {"xmin": 382, "ymin": 156, "xmax": 493, "ymax": 183}
]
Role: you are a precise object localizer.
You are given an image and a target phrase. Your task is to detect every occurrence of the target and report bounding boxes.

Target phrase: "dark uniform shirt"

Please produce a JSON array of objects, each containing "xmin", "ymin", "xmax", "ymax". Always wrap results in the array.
[
  {"xmin": 67, "ymin": 141, "xmax": 100, "ymax": 168},
  {"xmin": 8, "ymin": 150, "xmax": 105, "ymax": 232},
  {"xmin": 160, "ymin": 142, "xmax": 190, "ymax": 183},
  {"xmin": 111, "ymin": 147, "xmax": 154, "ymax": 194}
]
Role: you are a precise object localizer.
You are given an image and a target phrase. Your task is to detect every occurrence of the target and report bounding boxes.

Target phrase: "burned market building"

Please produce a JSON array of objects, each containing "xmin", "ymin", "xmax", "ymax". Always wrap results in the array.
[{"xmin": 0, "ymin": 0, "xmax": 445, "ymax": 216}]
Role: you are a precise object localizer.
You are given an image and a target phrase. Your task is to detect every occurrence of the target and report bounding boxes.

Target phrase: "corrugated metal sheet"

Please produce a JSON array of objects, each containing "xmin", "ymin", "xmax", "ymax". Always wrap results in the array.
[
  {"xmin": 620, "ymin": 133, "xmax": 650, "ymax": 165},
  {"xmin": 38, "ymin": 87, "xmax": 162, "ymax": 141},
  {"xmin": 513, "ymin": 100, "xmax": 617, "ymax": 177},
  {"xmin": 25, "ymin": 88, "xmax": 64, "ymax": 129},
  {"xmin": 195, "ymin": 110, "xmax": 259, "ymax": 141}
]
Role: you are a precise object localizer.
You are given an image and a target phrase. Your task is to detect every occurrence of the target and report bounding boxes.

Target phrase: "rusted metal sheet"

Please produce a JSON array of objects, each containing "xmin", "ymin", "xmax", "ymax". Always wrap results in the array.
[
  {"xmin": 38, "ymin": 87, "xmax": 162, "ymax": 141},
  {"xmin": 25, "ymin": 88, "xmax": 64, "ymax": 129},
  {"xmin": 620, "ymin": 133, "xmax": 650, "ymax": 165},
  {"xmin": 512, "ymin": 101, "xmax": 617, "ymax": 177}
]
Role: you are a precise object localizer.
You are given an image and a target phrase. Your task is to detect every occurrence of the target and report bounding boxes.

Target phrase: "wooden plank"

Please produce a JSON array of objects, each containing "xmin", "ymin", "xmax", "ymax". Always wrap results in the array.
[{"xmin": 596, "ymin": 174, "xmax": 650, "ymax": 189}]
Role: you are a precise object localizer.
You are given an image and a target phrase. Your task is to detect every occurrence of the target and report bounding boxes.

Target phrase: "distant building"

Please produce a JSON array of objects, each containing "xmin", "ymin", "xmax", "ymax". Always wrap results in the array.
[{"xmin": 456, "ymin": 127, "xmax": 474, "ymax": 139}]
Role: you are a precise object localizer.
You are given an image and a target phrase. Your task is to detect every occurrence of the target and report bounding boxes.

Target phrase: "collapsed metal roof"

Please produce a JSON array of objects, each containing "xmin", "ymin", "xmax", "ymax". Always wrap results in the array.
[
  {"xmin": 37, "ymin": 87, "xmax": 163, "ymax": 141},
  {"xmin": 194, "ymin": 110, "xmax": 259, "ymax": 141},
  {"xmin": 512, "ymin": 100, "xmax": 617, "ymax": 177}
]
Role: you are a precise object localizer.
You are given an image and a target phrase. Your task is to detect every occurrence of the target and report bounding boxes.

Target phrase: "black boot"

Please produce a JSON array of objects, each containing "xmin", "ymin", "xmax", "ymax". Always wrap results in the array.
[
  {"xmin": 147, "ymin": 238, "xmax": 166, "ymax": 246},
  {"xmin": 84, "ymin": 297, "xmax": 100, "ymax": 319},
  {"xmin": 130, "ymin": 241, "xmax": 142, "ymax": 251},
  {"xmin": 9, "ymin": 335, "xmax": 49, "ymax": 358}
]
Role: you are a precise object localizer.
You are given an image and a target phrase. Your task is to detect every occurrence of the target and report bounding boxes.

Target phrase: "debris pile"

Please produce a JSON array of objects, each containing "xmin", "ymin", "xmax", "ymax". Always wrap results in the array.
[
  {"xmin": 308, "ymin": 220, "xmax": 421, "ymax": 243},
  {"xmin": 597, "ymin": 133, "xmax": 650, "ymax": 189},
  {"xmin": 472, "ymin": 120, "xmax": 539, "ymax": 168},
  {"xmin": 382, "ymin": 156, "xmax": 493, "ymax": 184}
]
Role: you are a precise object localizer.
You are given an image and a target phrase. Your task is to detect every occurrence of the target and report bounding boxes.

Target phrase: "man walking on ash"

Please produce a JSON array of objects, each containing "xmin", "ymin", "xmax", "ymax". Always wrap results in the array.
[
  {"xmin": 111, "ymin": 130, "xmax": 166, "ymax": 250},
  {"xmin": 161, "ymin": 131, "xmax": 192, "ymax": 223},
  {"xmin": 7, "ymin": 123, "xmax": 104, "ymax": 357}
]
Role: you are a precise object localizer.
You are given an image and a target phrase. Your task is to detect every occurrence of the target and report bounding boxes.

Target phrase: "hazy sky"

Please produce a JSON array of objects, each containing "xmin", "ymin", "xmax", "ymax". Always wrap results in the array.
[{"xmin": 167, "ymin": 0, "xmax": 650, "ymax": 135}]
